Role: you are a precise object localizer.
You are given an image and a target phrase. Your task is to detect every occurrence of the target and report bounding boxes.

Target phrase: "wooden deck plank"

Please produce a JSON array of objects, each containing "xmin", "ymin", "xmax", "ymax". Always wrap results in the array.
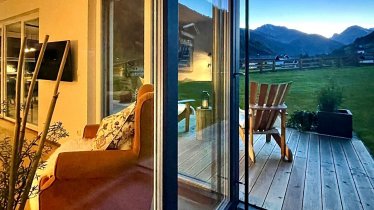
[
  {"xmin": 178, "ymin": 140, "xmax": 210, "ymax": 165},
  {"xmin": 341, "ymin": 139, "xmax": 374, "ymax": 210},
  {"xmin": 178, "ymin": 139, "xmax": 204, "ymax": 159},
  {"xmin": 177, "ymin": 126, "xmax": 374, "ymax": 210},
  {"xmin": 282, "ymin": 132, "xmax": 309, "ymax": 210},
  {"xmin": 239, "ymin": 135, "xmax": 268, "ymax": 182},
  {"xmin": 239, "ymin": 135, "xmax": 275, "ymax": 201},
  {"xmin": 183, "ymin": 144, "xmax": 212, "ymax": 176},
  {"xmin": 199, "ymin": 135, "xmax": 263, "ymax": 184},
  {"xmin": 196, "ymin": 155, "xmax": 222, "ymax": 182},
  {"xmin": 262, "ymin": 130, "xmax": 300, "ymax": 210},
  {"xmin": 249, "ymin": 149, "xmax": 280, "ymax": 207},
  {"xmin": 241, "ymin": 137, "xmax": 277, "ymax": 186},
  {"xmin": 179, "ymin": 141, "xmax": 211, "ymax": 174},
  {"xmin": 249, "ymin": 129, "xmax": 294, "ymax": 207},
  {"xmin": 201, "ymin": 134, "xmax": 262, "ymax": 185},
  {"xmin": 351, "ymin": 140, "xmax": 374, "ymax": 187},
  {"xmin": 330, "ymin": 137, "xmax": 363, "ymax": 210},
  {"xmin": 239, "ymin": 129, "xmax": 292, "ymax": 183},
  {"xmin": 302, "ymin": 134, "xmax": 322, "ymax": 210},
  {"xmin": 320, "ymin": 135, "xmax": 343, "ymax": 210}
]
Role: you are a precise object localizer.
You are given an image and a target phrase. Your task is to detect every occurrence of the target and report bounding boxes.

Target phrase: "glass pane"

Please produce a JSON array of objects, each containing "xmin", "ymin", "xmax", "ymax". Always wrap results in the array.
[
  {"xmin": 106, "ymin": 0, "xmax": 145, "ymax": 115},
  {"xmin": 102, "ymin": 0, "xmax": 155, "ymax": 209},
  {"xmin": 24, "ymin": 19, "xmax": 39, "ymax": 125},
  {"xmin": 178, "ymin": 1, "xmax": 231, "ymax": 208},
  {"xmin": 240, "ymin": 0, "xmax": 374, "ymax": 208},
  {"xmin": 5, "ymin": 22, "xmax": 21, "ymax": 119}
]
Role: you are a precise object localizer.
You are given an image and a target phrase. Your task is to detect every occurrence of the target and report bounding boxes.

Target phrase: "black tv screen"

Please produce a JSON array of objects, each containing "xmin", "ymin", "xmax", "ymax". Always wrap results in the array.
[{"xmin": 36, "ymin": 40, "xmax": 73, "ymax": 82}]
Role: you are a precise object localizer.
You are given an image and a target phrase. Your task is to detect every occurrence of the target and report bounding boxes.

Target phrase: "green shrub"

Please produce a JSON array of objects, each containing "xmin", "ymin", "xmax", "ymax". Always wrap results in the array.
[
  {"xmin": 317, "ymin": 81, "xmax": 343, "ymax": 112},
  {"xmin": 287, "ymin": 110, "xmax": 317, "ymax": 131}
]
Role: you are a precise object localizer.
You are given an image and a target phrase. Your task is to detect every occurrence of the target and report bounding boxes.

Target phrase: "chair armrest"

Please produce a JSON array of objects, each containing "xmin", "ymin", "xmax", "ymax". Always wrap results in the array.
[
  {"xmin": 83, "ymin": 124, "xmax": 100, "ymax": 139},
  {"xmin": 39, "ymin": 175, "xmax": 56, "ymax": 191},
  {"xmin": 54, "ymin": 150, "xmax": 138, "ymax": 180},
  {"xmin": 178, "ymin": 99, "xmax": 195, "ymax": 104},
  {"xmin": 249, "ymin": 104, "xmax": 287, "ymax": 111}
]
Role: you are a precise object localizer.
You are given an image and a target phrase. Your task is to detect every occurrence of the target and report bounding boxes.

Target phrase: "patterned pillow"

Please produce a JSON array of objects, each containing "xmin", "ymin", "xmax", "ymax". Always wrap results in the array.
[{"xmin": 92, "ymin": 103, "xmax": 136, "ymax": 150}]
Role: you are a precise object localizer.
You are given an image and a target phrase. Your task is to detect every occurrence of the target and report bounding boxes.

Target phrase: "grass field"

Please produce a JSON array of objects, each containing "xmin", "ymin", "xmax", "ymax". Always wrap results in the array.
[{"xmin": 179, "ymin": 66, "xmax": 374, "ymax": 154}]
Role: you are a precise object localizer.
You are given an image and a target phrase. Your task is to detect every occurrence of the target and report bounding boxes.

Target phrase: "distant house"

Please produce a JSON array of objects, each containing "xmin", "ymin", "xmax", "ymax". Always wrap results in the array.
[
  {"xmin": 178, "ymin": 4, "xmax": 213, "ymax": 81},
  {"xmin": 357, "ymin": 45, "xmax": 365, "ymax": 54},
  {"xmin": 357, "ymin": 50, "xmax": 365, "ymax": 54},
  {"xmin": 359, "ymin": 55, "xmax": 374, "ymax": 63}
]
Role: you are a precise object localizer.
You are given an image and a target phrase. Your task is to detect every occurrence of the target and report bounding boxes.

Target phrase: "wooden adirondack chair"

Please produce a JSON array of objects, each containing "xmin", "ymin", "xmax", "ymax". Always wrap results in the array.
[
  {"xmin": 178, "ymin": 99, "xmax": 195, "ymax": 132},
  {"xmin": 239, "ymin": 82, "xmax": 293, "ymax": 163}
]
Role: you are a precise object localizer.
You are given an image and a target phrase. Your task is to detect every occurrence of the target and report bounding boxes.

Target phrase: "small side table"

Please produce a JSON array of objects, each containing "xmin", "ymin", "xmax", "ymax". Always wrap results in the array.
[{"xmin": 196, "ymin": 106, "xmax": 213, "ymax": 141}]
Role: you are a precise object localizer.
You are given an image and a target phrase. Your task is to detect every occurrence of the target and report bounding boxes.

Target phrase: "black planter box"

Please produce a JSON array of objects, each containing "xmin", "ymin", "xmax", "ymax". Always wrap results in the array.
[{"xmin": 317, "ymin": 109, "xmax": 352, "ymax": 138}]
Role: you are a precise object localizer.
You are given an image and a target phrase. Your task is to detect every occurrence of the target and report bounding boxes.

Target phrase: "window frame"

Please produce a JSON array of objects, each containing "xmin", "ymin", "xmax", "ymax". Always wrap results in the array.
[{"xmin": 0, "ymin": 12, "xmax": 39, "ymax": 130}]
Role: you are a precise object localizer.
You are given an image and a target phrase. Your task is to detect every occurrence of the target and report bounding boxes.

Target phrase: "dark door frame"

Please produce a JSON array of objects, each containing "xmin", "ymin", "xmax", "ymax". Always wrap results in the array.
[
  {"xmin": 228, "ymin": 0, "xmax": 241, "ymax": 208},
  {"xmin": 161, "ymin": 0, "xmax": 179, "ymax": 209}
]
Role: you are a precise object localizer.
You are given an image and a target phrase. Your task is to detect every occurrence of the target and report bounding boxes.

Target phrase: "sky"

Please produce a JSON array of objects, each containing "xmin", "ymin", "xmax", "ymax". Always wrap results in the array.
[{"xmin": 180, "ymin": 0, "xmax": 374, "ymax": 38}]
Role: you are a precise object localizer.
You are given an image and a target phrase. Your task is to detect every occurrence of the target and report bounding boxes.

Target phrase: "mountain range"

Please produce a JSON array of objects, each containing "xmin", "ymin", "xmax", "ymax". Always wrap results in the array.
[
  {"xmin": 331, "ymin": 25, "xmax": 374, "ymax": 45},
  {"xmin": 243, "ymin": 24, "xmax": 374, "ymax": 58},
  {"xmin": 332, "ymin": 30, "xmax": 374, "ymax": 56}
]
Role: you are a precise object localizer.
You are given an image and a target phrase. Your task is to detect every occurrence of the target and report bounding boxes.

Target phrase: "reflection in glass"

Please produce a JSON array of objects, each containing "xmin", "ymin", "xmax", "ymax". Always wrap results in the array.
[
  {"xmin": 105, "ymin": 0, "xmax": 144, "ymax": 115},
  {"xmin": 177, "ymin": 1, "xmax": 231, "ymax": 208},
  {"xmin": 5, "ymin": 22, "xmax": 21, "ymax": 119},
  {"xmin": 24, "ymin": 19, "xmax": 39, "ymax": 125}
]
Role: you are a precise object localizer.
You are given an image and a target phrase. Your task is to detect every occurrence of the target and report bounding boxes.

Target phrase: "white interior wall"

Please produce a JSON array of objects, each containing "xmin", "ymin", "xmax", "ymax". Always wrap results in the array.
[
  {"xmin": 0, "ymin": 0, "xmax": 154, "ymax": 137},
  {"xmin": 178, "ymin": 52, "xmax": 212, "ymax": 81},
  {"xmin": 0, "ymin": 0, "xmax": 99, "ymax": 138}
]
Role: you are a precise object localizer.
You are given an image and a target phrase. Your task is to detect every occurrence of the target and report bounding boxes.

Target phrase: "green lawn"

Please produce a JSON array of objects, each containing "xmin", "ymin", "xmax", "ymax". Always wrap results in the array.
[{"xmin": 179, "ymin": 66, "xmax": 374, "ymax": 155}]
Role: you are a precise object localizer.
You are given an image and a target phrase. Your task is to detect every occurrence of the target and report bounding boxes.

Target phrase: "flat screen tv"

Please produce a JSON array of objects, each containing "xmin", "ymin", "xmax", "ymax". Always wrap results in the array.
[{"xmin": 36, "ymin": 40, "xmax": 73, "ymax": 82}]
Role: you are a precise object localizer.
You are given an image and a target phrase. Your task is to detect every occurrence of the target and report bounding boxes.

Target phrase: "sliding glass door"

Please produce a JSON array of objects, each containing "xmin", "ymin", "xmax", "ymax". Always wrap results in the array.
[
  {"xmin": 102, "ymin": 0, "xmax": 146, "ymax": 116},
  {"xmin": 5, "ymin": 22, "xmax": 21, "ymax": 119},
  {"xmin": 24, "ymin": 19, "xmax": 39, "ymax": 125},
  {"xmin": 101, "ymin": 0, "xmax": 239, "ymax": 208},
  {"xmin": 0, "ymin": 18, "xmax": 39, "ymax": 127},
  {"xmin": 176, "ymin": 0, "xmax": 234, "ymax": 208}
]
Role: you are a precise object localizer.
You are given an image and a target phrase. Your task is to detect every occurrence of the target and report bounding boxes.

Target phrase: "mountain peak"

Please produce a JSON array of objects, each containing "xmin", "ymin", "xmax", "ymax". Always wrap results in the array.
[
  {"xmin": 254, "ymin": 24, "xmax": 306, "ymax": 44},
  {"xmin": 346, "ymin": 25, "xmax": 365, "ymax": 30},
  {"xmin": 331, "ymin": 25, "xmax": 372, "ymax": 44},
  {"xmin": 258, "ymin": 24, "xmax": 283, "ymax": 29},
  {"xmin": 256, "ymin": 24, "xmax": 293, "ymax": 33}
]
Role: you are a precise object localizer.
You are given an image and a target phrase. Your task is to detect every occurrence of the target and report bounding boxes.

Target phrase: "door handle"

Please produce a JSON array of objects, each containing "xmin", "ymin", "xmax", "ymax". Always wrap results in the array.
[{"xmin": 233, "ymin": 72, "xmax": 245, "ymax": 77}]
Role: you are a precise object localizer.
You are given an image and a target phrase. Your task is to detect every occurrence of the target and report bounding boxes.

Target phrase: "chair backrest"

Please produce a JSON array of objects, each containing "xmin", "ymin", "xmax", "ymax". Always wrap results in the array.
[
  {"xmin": 250, "ymin": 81, "xmax": 292, "ymax": 131},
  {"xmin": 133, "ymin": 84, "xmax": 154, "ymax": 164}
]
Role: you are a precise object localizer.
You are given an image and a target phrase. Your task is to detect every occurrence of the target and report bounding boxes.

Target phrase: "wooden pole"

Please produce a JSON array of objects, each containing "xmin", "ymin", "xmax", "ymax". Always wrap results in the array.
[
  {"xmin": 19, "ymin": 40, "xmax": 70, "ymax": 210},
  {"xmin": 7, "ymin": 36, "xmax": 27, "ymax": 210},
  {"xmin": 18, "ymin": 35, "xmax": 49, "ymax": 156}
]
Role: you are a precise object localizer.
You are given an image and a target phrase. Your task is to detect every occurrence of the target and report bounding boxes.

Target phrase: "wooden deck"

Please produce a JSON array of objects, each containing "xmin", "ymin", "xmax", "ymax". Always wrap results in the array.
[{"xmin": 178, "ymin": 124, "xmax": 374, "ymax": 210}]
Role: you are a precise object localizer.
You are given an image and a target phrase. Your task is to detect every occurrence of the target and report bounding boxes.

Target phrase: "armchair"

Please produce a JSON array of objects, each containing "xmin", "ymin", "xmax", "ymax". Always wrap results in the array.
[{"xmin": 39, "ymin": 84, "xmax": 154, "ymax": 210}]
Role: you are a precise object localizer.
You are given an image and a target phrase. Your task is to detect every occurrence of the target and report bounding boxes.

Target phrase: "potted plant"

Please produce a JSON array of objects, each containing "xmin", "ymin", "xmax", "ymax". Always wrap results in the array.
[
  {"xmin": 0, "ymin": 35, "xmax": 70, "ymax": 210},
  {"xmin": 316, "ymin": 81, "xmax": 352, "ymax": 138},
  {"xmin": 287, "ymin": 110, "xmax": 317, "ymax": 132}
]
